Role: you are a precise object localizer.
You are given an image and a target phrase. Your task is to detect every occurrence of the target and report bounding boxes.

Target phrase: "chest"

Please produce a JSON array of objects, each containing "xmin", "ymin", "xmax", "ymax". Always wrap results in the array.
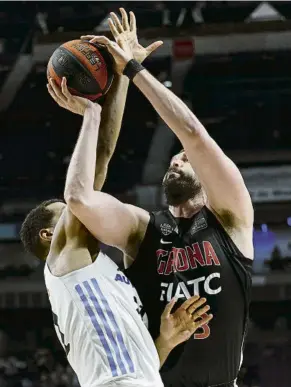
[
  {"xmin": 151, "ymin": 215, "xmax": 245, "ymax": 302},
  {"xmin": 155, "ymin": 216, "xmax": 230, "ymax": 276}
]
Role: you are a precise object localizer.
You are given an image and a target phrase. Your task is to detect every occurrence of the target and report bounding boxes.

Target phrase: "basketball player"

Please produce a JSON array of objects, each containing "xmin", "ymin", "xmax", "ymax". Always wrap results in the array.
[
  {"xmin": 73, "ymin": 8, "xmax": 254, "ymax": 387},
  {"xmin": 20, "ymin": 49, "xmax": 212, "ymax": 387}
]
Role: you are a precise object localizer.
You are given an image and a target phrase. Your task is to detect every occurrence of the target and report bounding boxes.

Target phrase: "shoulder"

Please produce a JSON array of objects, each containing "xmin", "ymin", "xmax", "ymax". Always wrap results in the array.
[{"xmin": 47, "ymin": 208, "xmax": 99, "ymax": 276}]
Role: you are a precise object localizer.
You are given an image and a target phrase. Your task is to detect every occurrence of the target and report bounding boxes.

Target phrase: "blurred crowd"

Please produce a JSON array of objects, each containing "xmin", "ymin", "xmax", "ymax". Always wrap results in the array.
[{"xmin": 0, "ymin": 330, "xmax": 79, "ymax": 387}]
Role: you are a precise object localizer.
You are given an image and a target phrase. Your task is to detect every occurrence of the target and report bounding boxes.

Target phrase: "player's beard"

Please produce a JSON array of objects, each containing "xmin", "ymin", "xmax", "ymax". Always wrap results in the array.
[{"xmin": 162, "ymin": 171, "xmax": 202, "ymax": 206}]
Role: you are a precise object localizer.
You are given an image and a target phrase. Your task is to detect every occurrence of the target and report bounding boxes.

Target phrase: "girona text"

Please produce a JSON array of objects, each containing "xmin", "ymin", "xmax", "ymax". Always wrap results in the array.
[{"xmin": 156, "ymin": 241, "xmax": 221, "ymax": 275}]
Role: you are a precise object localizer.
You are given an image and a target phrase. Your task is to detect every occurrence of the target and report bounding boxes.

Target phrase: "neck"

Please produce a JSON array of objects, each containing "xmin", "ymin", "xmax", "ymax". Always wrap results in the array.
[{"xmin": 168, "ymin": 195, "xmax": 205, "ymax": 218}]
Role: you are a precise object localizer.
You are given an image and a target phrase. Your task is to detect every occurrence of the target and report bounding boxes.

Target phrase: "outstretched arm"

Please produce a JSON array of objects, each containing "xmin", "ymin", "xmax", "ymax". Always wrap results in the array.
[{"xmin": 132, "ymin": 70, "xmax": 253, "ymax": 227}]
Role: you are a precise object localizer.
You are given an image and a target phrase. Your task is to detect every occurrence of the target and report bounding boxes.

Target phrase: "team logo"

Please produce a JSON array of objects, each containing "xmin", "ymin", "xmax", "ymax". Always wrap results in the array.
[
  {"xmin": 160, "ymin": 223, "xmax": 173, "ymax": 236},
  {"xmin": 190, "ymin": 215, "xmax": 207, "ymax": 235},
  {"xmin": 72, "ymin": 43, "xmax": 102, "ymax": 70}
]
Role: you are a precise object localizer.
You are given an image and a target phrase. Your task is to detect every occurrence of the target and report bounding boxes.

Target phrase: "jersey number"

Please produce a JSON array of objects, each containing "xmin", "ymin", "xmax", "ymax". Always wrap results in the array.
[
  {"xmin": 194, "ymin": 313, "xmax": 211, "ymax": 340},
  {"xmin": 133, "ymin": 296, "xmax": 145, "ymax": 318},
  {"xmin": 52, "ymin": 312, "xmax": 71, "ymax": 355}
]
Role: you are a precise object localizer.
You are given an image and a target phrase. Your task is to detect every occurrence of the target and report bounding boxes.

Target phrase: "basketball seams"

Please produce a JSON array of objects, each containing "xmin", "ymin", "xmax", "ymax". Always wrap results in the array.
[{"xmin": 57, "ymin": 47, "xmax": 102, "ymax": 96}]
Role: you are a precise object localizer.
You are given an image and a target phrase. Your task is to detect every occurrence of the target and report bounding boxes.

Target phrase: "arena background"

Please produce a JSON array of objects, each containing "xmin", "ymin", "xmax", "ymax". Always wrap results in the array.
[{"xmin": 0, "ymin": 1, "xmax": 291, "ymax": 386}]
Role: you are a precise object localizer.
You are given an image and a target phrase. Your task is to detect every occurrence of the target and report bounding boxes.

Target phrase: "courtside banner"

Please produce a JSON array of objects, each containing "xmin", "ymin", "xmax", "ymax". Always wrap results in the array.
[{"xmin": 241, "ymin": 165, "xmax": 291, "ymax": 203}]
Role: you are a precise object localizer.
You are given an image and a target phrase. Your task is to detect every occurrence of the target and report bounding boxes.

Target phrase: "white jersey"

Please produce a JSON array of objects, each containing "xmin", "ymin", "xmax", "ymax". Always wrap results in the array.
[{"xmin": 44, "ymin": 252, "xmax": 163, "ymax": 387}]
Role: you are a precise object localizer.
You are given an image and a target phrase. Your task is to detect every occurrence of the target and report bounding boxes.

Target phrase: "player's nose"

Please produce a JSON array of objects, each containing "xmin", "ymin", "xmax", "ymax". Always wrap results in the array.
[{"xmin": 172, "ymin": 159, "xmax": 183, "ymax": 169}]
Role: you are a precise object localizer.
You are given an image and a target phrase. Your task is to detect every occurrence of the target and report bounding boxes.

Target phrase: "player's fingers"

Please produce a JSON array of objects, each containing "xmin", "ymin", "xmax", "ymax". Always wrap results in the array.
[
  {"xmin": 61, "ymin": 77, "xmax": 72, "ymax": 101},
  {"xmin": 110, "ymin": 12, "xmax": 123, "ymax": 33},
  {"xmin": 108, "ymin": 18, "xmax": 119, "ymax": 39},
  {"xmin": 47, "ymin": 83, "xmax": 64, "ymax": 107},
  {"xmin": 119, "ymin": 8, "xmax": 130, "ymax": 30},
  {"xmin": 129, "ymin": 11, "xmax": 137, "ymax": 32},
  {"xmin": 192, "ymin": 305, "xmax": 211, "ymax": 321},
  {"xmin": 194, "ymin": 314, "xmax": 213, "ymax": 329},
  {"xmin": 48, "ymin": 78, "xmax": 67, "ymax": 103},
  {"xmin": 89, "ymin": 35, "xmax": 111, "ymax": 46},
  {"xmin": 179, "ymin": 295, "xmax": 200, "ymax": 312},
  {"xmin": 80, "ymin": 35, "xmax": 95, "ymax": 41},
  {"xmin": 146, "ymin": 41, "xmax": 164, "ymax": 55},
  {"xmin": 187, "ymin": 297, "xmax": 207, "ymax": 314},
  {"xmin": 162, "ymin": 298, "xmax": 177, "ymax": 319}
]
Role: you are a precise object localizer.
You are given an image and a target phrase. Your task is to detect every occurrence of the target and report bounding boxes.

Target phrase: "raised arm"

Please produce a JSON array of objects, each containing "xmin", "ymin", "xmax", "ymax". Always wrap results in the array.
[
  {"xmin": 132, "ymin": 70, "xmax": 253, "ymax": 227},
  {"xmin": 91, "ymin": 9, "xmax": 253, "ymax": 229},
  {"xmin": 54, "ymin": 79, "xmax": 148, "ymax": 252},
  {"xmin": 46, "ymin": 76, "xmax": 143, "ymax": 274}
]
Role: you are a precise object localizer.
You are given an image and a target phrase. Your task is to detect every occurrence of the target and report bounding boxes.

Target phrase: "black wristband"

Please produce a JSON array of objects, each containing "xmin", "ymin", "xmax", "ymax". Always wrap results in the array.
[{"xmin": 123, "ymin": 59, "xmax": 145, "ymax": 81}]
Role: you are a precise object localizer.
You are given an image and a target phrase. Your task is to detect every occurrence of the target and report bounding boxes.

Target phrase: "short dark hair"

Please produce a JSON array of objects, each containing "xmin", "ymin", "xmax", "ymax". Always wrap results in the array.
[{"xmin": 20, "ymin": 199, "xmax": 62, "ymax": 260}]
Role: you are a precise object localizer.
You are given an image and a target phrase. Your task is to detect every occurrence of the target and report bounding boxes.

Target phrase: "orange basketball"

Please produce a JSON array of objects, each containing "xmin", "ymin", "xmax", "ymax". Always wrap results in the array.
[{"xmin": 47, "ymin": 39, "xmax": 114, "ymax": 101}]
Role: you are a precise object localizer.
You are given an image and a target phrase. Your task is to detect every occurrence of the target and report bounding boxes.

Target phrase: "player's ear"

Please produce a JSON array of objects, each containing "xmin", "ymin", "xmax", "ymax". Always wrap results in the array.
[{"xmin": 39, "ymin": 228, "xmax": 54, "ymax": 242}]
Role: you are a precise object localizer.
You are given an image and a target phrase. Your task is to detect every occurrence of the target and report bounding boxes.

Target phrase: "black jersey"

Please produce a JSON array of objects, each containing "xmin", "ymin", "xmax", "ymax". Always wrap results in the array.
[{"xmin": 125, "ymin": 207, "xmax": 252, "ymax": 387}]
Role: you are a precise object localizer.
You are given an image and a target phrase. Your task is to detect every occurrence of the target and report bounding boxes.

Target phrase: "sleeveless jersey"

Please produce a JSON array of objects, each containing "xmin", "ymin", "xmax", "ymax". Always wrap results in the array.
[
  {"xmin": 44, "ymin": 251, "xmax": 163, "ymax": 387},
  {"xmin": 125, "ymin": 207, "xmax": 252, "ymax": 387}
]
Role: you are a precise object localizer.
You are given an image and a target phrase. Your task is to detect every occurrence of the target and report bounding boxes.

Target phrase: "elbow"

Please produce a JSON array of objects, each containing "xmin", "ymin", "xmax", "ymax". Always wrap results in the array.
[
  {"xmin": 184, "ymin": 123, "xmax": 208, "ymax": 147},
  {"xmin": 64, "ymin": 190, "xmax": 88, "ymax": 213},
  {"xmin": 177, "ymin": 115, "xmax": 206, "ymax": 144},
  {"xmin": 97, "ymin": 143, "xmax": 113, "ymax": 164}
]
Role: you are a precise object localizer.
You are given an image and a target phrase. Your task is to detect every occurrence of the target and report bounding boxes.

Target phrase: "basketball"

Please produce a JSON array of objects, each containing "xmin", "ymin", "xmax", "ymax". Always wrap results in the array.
[{"xmin": 47, "ymin": 39, "xmax": 114, "ymax": 101}]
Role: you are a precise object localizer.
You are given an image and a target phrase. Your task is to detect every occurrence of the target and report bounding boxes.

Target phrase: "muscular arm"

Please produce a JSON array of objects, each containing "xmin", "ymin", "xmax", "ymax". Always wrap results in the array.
[
  {"xmin": 64, "ymin": 85, "xmax": 149, "ymax": 253},
  {"xmin": 94, "ymin": 75, "xmax": 129, "ymax": 190},
  {"xmin": 49, "ymin": 75, "xmax": 134, "ymax": 273},
  {"xmin": 133, "ymin": 70, "xmax": 253, "ymax": 227}
]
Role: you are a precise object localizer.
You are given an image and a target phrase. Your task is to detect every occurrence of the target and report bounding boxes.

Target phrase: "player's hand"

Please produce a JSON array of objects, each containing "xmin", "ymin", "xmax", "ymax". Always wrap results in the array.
[
  {"xmin": 47, "ymin": 77, "xmax": 89, "ymax": 116},
  {"xmin": 159, "ymin": 296, "xmax": 213, "ymax": 349},
  {"xmin": 82, "ymin": 8, "xmax": 163, "ymax": 65},
  {"xmin": 82, "ymin": 35, "xmax": 132, "ymax": 75}
]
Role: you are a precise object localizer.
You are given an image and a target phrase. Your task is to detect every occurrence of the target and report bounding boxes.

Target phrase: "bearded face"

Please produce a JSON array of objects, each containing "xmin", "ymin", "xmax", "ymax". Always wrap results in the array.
[{"xmin": 162, "ymin": 152, "xmax": 202, "ymax": 206}]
